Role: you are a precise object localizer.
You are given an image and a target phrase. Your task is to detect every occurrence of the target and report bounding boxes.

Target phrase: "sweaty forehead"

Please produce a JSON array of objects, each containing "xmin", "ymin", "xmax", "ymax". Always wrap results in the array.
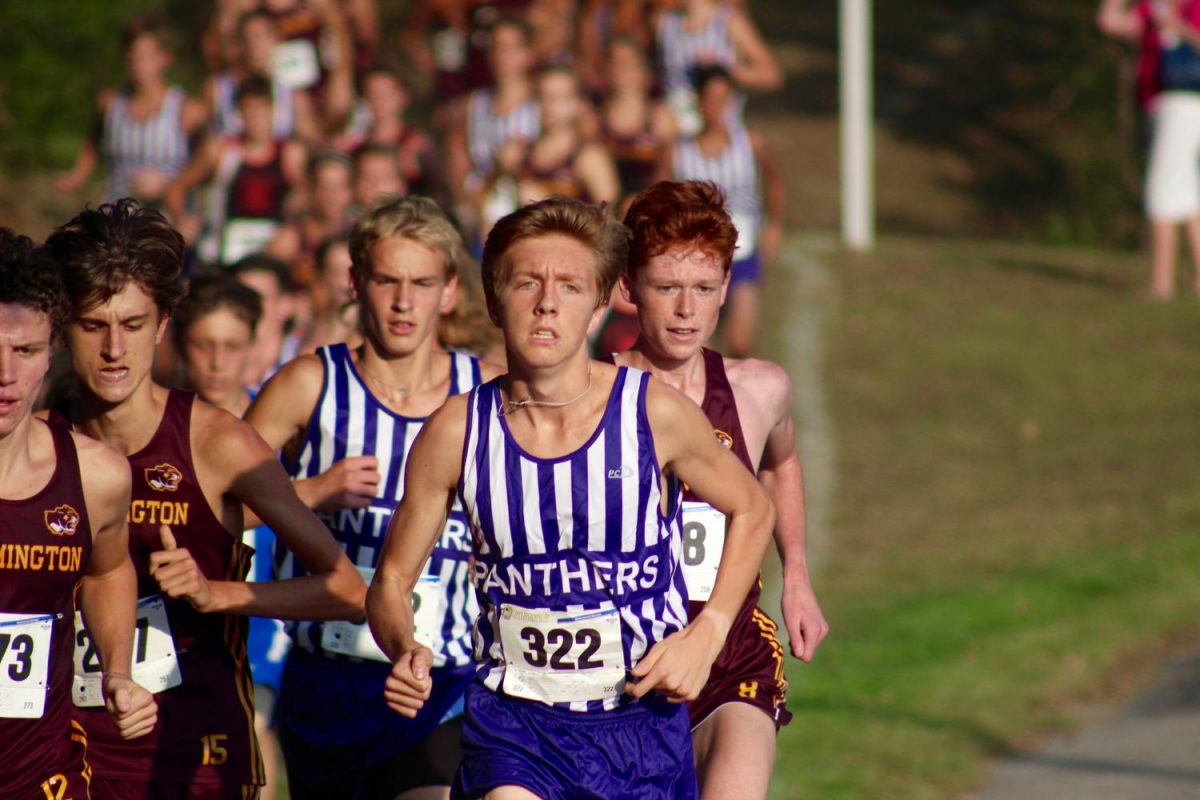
[
  {"xmin": 79, "ymin": 280, "xmax": 159, "ymax": 318},
  {"xmin": 0, "ymin": 303, "xmax": 53, "ymax": 340}
]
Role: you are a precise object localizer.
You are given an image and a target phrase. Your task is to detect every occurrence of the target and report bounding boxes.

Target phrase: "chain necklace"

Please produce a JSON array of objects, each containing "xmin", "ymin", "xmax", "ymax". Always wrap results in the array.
[{"xmin": 501, "ymin": 369, "xmax": 592, "ymax": 415}]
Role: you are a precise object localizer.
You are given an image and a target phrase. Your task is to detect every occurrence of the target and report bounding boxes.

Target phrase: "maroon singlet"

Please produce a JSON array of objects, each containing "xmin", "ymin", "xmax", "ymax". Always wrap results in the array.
[
  {"xmin": 0, "ymin": 422, "xmax": 94, "ymax": 799},
  {"xmin": 66, "ymin": 390, "xmax": 263, "ymax": 791},
  {"xmin": 685, "ymin": 348, "xmax": 792, "ymax": 728}
]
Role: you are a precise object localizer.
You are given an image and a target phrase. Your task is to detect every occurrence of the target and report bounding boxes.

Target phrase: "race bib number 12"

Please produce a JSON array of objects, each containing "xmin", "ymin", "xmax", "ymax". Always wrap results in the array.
[
  {"xmin": 499, "ymin": 605, "xmax": 625, "ymax": 704},
  {"xmin": 0, "ymin": 612, "xmax": 53, "ymax": 719},
  {"xmin": 73, "ymin": 595, "xmax": 181, "ymax": 708}
]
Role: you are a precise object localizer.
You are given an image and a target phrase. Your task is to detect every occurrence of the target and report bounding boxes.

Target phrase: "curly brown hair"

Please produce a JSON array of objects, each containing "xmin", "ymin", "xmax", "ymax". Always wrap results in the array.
[
  {"xmin": 0, "ymin": 228, "xmax": 68, "ymax": 339},
  {"xmin": 42, "ymin": 198, "xmax": 189, "ymax": 319}
]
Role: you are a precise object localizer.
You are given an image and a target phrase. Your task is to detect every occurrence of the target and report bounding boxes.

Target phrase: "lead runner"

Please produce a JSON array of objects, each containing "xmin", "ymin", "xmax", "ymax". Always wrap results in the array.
[
  {"xmin": 615, "ymin": 180, "xmax": 828, "ymax": 799},
  {"xmin": 367, "ymin": 196, "xmax": 775, "ymax": 799}
]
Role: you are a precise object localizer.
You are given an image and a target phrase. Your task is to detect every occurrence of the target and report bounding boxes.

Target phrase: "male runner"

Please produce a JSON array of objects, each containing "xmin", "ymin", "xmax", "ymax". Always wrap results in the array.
[
  {"xmin": 615, "ymin": 179, "xmax": 828, "ymax": 800},
  {"xmin": 246, "ymin": 195, "xmax": 499, "ymax": 800},
  {"xmin": 367, "ymin": 196, "xmax": 776, "ymax": 799},
  {"xmin": 42, "ymin": 199, "xmax": 366, "ymax": 800},
  {"xmin": 0, "ymin": 228, "xmax": 156, "ymax": 800}
]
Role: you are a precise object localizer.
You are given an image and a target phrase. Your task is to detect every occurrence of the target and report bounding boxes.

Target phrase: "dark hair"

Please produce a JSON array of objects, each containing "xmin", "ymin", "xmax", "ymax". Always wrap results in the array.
[
  {"xmin": 43, "ymin": 198, "xmax": 189, "ymax": 318},
  {"xmin": 173, "ymin": 274, "xmax": 263, "ymax": 349},
  {"xmin": 235, "ymin": 74, "xmax": 274, "ymax": 105},
  {"xmin": 481, "ymin": 196, "xmax": 629, "ymax": 310},
  {"xmin": 314, "ymin": 233, "xmax": 351, "ymax": 278},
  {"xmin": 689, "ymin": 63, "xmax": 737, "ymax": 95},
  {"xmin": 228, "ymin": 253, "xmax": 294, "ymax": 294},
  {"xmin": 623, "ymin": 181, "xmax": 737, "ymax": 277},
  {"xmin": 122, "ymin": 13, "xmax": 174, "ymax": 53},
  {"xmin": 307, "ymin": 150, "xmax": 353, "ymax": 182},
  {"xmin": 0, "ymin": 228, "xmax": 68, "ymax": 339}
]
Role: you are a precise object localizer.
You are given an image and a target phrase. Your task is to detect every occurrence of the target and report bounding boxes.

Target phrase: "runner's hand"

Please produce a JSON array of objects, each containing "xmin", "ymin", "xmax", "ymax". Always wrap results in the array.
[
  {"xmin": 384, "ymin": 646, "xmax": 434, "ymax": 718},
  {"xmin": 781, "ymin": 576, "xmax": 828, "ymax": 662},
  {"xmin": 149, "ymin": 525, "xmax": 215, "ymax": 612},
  {"xmin": 310, "ymin": 456, "xmax": 380, "ymax": 511},
  {"xmin": 103, "ymin": 673, "xmax": 157, "ymax": 739},
  {"xmin": 626, "ymin": 618, "xmax": 724, "ymax": 703}
]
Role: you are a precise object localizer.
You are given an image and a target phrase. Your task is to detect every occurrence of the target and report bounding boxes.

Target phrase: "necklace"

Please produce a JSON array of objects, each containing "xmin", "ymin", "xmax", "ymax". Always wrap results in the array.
[
  {"xmin": 502, "ymin": 369, "xmax": 592, "ymax": 415},
  {"xmin": 358, "ymin": 362, "xmax": 416, "ymax": 399}
]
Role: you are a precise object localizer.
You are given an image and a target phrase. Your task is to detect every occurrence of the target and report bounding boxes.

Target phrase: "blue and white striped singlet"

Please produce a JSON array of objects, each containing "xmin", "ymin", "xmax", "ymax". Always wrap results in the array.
[
  {"xmin": 466, "ymin": 89, "xmax": 540, "ymax": 178},
  {"xmin": 672, "ymin": 124, "xmax": 763, "ymax": 256},
  {"xmin": 281, "ymin": 343, "xmax": 483, "ymax": 667},
  {"xmin": 459, "ymin": 366, "xmax": 690, "ymax": 712},
  {"xmin": 102, "ymin": 87, "xmax": 190, "ymax": 201}
]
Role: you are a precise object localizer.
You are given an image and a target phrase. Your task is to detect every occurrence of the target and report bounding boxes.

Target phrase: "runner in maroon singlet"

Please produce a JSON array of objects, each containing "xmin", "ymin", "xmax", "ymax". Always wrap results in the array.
[
  {"xmin": 0, "ymin": 228, "xmax": 156, "ymax": 800},
  {"xmin": 614, "ymin": 180, "xmax": 829, "ymax": 800},
  {"xmin": 42, "ymin": 199, "xmax": 366, "ymax": 800}
]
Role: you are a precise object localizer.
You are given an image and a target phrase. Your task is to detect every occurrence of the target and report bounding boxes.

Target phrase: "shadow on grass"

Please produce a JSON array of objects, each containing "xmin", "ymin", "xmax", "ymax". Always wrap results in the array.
[{"xmin": 988, "ymin": 255, "xmax": 1135, "ymax": 290}]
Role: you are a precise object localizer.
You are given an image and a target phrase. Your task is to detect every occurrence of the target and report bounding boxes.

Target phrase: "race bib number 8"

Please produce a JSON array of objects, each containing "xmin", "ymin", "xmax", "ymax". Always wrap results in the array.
[
  {"xmin": 680, "ymin": 503, "xmax": 728, "ymax": 603},
  {"xmin": 73, "ymin": 595, "xmax": 181, "ymax": 708},
  {"xmin": 499, "ymin": 605, "xmax": 625, "ymax": 704},
  {"xmin": 321, "ymin": 569, "xmax": 445, "ymax": 661},
  {"xmin": 0, "ymin": 613, "xmax": 53, "ymax": 719}
]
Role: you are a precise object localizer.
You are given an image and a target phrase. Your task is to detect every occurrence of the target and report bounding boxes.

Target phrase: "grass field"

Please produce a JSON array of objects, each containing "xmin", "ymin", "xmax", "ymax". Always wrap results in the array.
[{"xmin": 759, "ymin": 235, "xmax": 1200, "ymax": 799}]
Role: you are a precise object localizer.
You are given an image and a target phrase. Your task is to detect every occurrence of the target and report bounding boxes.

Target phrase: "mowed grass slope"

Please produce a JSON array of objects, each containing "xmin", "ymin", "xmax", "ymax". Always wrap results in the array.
[{"xmin": 761, "ymin": 237, "xmax": 1200, "ymax": 799}]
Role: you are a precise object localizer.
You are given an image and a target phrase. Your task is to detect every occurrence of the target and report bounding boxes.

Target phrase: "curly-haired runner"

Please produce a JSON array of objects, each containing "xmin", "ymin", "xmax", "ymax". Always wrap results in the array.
[{"xmin": 0, "ymin": 227, "xmax": 157, "ymax": 800}]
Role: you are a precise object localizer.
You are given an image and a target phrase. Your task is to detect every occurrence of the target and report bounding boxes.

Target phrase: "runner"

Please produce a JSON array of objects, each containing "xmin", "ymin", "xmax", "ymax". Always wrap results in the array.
[
  {"xmin": 42, "ymin": 199, "xmax": 367, "ymax": 800},
  {"xmin": 615, "ymin": 179, "xmax": 828, "ymax": 800},
  {"xmin": 0, "ymin": 228, "xmax": 156, "ymax": 800},
  {"xmin": 366, "ymin": 196, "xmax": 776, "ymax": 799},
  {"xmin": 245, "ymin": 195, "xmax": 500, "ymax": 800}
]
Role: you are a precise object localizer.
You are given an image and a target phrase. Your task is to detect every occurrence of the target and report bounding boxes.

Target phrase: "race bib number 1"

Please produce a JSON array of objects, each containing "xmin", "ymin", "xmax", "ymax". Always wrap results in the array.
[
  {"xmin": 73, "ymin": 595, "xmax": 181, "ymax": 708},
  {"xmin": 321, "ymin": 569, "xmax": 445, "ymax": 661},
  {"xmin": 0, "ymin": 612, "xmax": 53, "ymax": 719},
  {"xmin": 680, "ymin": 503, "xmax": 728, "ymax": 603},
  {"xmin": 499, "ymin": 605, "xmax": 625, "ymax": 704}
]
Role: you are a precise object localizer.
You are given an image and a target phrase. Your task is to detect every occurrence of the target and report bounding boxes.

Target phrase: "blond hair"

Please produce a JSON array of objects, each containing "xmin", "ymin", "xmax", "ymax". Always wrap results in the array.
[{"xmin": 349, "ymin": 195, "xmax": 469, "ymax": 286}]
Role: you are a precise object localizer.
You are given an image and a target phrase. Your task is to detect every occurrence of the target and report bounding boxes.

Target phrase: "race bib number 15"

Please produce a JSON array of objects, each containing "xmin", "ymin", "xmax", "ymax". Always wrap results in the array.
[{"xmin": 0, "ymin": 612, "xmax": 53, "ymax": 719}]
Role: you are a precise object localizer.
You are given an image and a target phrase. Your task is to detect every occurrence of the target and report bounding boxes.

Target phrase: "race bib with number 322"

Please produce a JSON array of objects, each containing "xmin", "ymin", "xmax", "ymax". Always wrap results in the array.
[{"xmin": 498, "ymin": 605, "xmax": 625, "ymax": 705}]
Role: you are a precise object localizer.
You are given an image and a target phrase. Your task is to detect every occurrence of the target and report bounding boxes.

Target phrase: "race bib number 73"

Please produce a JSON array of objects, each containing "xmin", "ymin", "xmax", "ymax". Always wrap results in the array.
[{"xmin": 0, "ymin": 612, "xmax": 53, "ymax": 719}]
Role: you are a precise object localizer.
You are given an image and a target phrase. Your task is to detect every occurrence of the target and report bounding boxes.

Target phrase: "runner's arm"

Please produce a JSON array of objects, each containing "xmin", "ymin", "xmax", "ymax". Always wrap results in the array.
[
  {"xmin": 629, "ymin": 381, "xmax": 774, "ymax": 701},
  {"xmin": 367, "ymin": 397, "xmax": 467, "ymax": 661},
  {"xmin": 728, "ymin": 9, "xmax": 784, "ymax": 91}
]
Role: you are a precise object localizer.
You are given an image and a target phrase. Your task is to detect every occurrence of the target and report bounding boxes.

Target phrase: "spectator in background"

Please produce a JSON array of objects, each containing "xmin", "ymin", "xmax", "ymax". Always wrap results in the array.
[
  {"xmin": 56, "ymin": 15, "xmax": 208, "ymax": 204},
  {"xmin": 269, "ymin": 151, "xmax": 357, "ymax": 286},
  {"xmin": 300, "ymin": 233, "xmax": 362, "ymax": 353},
  {"xmin": 495, "ymin": 65, "xmax": 619, "ymax": 208},
  {"xmin": 231, "ymin": 254, "xmax": 306, "ymax": 389},
  {"xmin": 655, "ymin": 0, "xmax": 782, "ymax": 134},
  {"xmin": 665, "ymin": 65, "xmax": 782, "ymax": 357},
  {"xmin": 1099, "ymin": 0, "xmax": 1200, "ymax": 299},
  {"xmin": 353, "ymin": 145, "xmax": 407, "ymax": 206},
  {"xmin": 601, "ymin": 35, "xmax": 678, "ymax": 208},
  {"xmin": 166, "ymin": 76, "xmax": 306, "ymax": 266},
  {"xmin": 401, "ymin": 0, "xmax": 475, "ymax": 119},
  {"xmin": 577, "ymin": 0, "xmax": 654, "ymax": 92},
  {"xmin": 206, "ymin": 9, "xmax": 320, "ymax": 143},
  {"xmin": 447, "ymin": 16, "xmax": 540, "ymax": 242}
]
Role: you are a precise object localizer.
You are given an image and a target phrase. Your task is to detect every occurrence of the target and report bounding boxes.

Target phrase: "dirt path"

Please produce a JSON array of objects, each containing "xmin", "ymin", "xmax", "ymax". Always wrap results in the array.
[{"xmin": 972, "ymin": 646, "xmax": 1200, "ymax": 800}]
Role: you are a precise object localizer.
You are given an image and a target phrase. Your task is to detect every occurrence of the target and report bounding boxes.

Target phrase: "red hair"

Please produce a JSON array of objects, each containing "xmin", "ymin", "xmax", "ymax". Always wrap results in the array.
[{"xmin": 622, "ymin": 181, "xmax": 737, "ymax": 278}]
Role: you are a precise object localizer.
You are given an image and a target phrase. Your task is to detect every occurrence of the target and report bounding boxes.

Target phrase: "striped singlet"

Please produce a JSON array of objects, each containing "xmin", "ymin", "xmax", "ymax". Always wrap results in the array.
[
  {"xmin": 672, "ymin": 124, "xmax": 763, "ymax": 256},
  {"xmin": 282, "ymin": 344, "xmax": 482, "ymax": 668},
  {"xmin": 459, "ymin": 366, "xmax": 690, "ymax": 712},
  {"xmin": 656, "ymin": 5, "xmax": 737, "ymax": 97},
  {"xmin": 102, "ymin": 87, "xmax": 190, "ymax": 201},
  {"xmin": 466, "ymin": 89, "xmax": 540, "ymax": 178}
]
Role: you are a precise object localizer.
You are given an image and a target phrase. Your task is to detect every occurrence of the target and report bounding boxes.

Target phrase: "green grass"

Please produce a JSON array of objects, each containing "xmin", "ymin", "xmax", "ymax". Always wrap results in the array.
[{"xmin": 761, "ymin": 236, "xmax": 1200, "ymax": 799}]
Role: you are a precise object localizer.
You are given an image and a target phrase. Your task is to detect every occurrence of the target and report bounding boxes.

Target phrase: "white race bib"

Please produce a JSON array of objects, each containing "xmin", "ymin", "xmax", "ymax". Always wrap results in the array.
[
  {"xmin": 731, "ymin": 211, "xmax": 760, "ymax": 256},
  {"xmin": 272, "ymin": 39, "xmax": 320, "ymax": 90},
  {"xmin": 73, "ymin": 595, "xmax": 181, "ymax": 708},
  {"xmin": 680, "ymin": 503, "xmax": 728, "ymax": 603},
  {"xmin": 321, "ymin": 569, "xmax": 445, "ymax": 661},
  {"xmin": 0, "ymin": 612, "xmax": 53, "ymax": 719},
  {"xmin": 220, "ymin": 218, "xmax": 278, "ymax": 265},
  {"xmin": 499, "ymin": 605, "xmax": 625, "ymax": 704}
]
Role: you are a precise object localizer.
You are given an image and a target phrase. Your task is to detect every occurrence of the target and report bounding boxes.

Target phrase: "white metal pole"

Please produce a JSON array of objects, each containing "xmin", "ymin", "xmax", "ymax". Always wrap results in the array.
[{"xmin": 840, "ymin": 0, "xmax": 874, "ymax": 250}]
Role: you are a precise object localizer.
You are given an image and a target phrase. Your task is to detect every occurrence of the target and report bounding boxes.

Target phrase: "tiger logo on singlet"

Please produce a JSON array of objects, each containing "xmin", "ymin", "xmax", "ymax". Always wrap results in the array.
[
  {"xmin": 44, "ymin": 504, "xmax": 80, "ymax": 537},
  {"xmin": 145, "ymin": 463, "xmax": 183, "ymax": 492}
]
